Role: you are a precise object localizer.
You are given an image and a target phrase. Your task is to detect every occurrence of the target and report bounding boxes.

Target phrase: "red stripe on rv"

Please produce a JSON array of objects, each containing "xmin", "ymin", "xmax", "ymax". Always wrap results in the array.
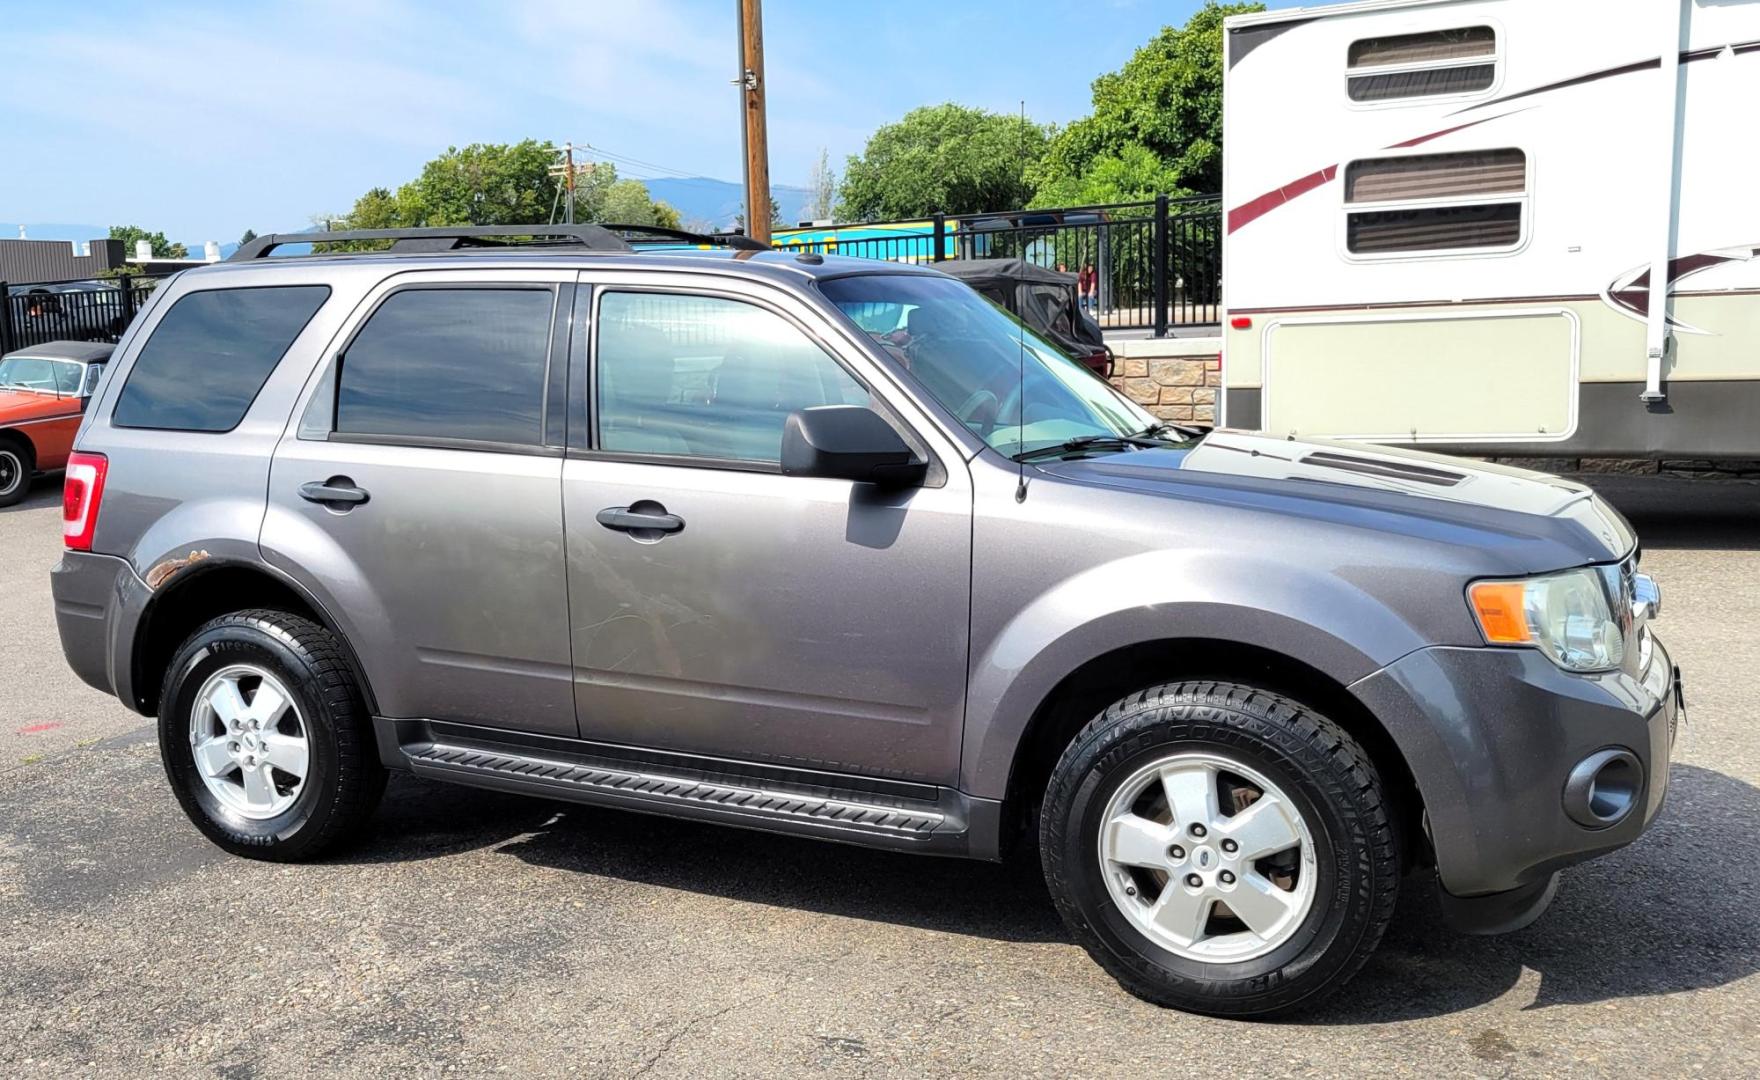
[
  {"xmin": 1226, "ymin": 165, "xmax": 1337, "ymax": 234},
  {"xmin": 1225, "ymin": 114, "xmax": 1509, "ymax": 234}
]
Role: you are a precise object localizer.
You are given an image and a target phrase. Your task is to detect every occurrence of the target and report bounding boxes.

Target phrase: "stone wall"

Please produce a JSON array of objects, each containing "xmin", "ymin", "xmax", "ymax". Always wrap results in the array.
[{"xmin": 1105, "ymin": 337, "xmax": 1223, "ymax": 426}]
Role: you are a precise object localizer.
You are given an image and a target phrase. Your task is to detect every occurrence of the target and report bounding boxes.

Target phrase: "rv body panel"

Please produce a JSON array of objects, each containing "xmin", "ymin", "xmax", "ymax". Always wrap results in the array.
[{"xmin": 1221, "ymin": 0, "xmax": 1760, "ymax": 458}]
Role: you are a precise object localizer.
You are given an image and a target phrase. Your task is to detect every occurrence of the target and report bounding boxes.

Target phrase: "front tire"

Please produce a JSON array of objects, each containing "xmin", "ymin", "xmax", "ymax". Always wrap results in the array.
[
  {"xmin": 1040, "ymin": 681, "xmax": 1399, "ymax": 1017},
  {"xmin": 159, "ymin": 609, "xmax": 385, "ymax": 861}
]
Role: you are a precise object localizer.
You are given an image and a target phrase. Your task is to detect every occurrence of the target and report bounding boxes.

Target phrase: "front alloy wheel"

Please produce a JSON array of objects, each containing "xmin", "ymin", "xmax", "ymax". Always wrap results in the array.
[
  {"xmin": 1040, "ymin": 681, "xmax": 1401, "ymax": 1017},
  {"xmin": 1099, "ymin": 752, "xmax": 1318, "ymax": 963}
]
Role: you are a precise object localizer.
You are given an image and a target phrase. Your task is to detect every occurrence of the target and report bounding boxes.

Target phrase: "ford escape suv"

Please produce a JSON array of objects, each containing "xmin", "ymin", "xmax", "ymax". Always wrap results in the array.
[{"xmin": 52, "ymin": 225, "xmax": 1681, "ymax": 1017}]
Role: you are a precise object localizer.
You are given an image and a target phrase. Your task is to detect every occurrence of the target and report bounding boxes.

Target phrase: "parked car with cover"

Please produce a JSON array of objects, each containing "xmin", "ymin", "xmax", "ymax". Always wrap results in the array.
[{"xmin": 51, "ymin": 226, "xmax": 1680, "ymax": 1017}]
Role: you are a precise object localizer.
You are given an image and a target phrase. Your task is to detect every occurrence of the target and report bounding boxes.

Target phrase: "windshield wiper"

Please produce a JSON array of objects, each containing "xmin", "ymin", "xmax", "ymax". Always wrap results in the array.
[{"xmin": 1012, "ymin": 434, "xmax": 1153, "ymax": 462}]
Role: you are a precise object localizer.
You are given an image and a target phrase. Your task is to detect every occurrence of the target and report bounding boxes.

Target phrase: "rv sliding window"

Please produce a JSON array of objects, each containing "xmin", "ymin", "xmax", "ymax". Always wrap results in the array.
[
  {"xmin": 1343, "ymin": 148, "xmax": 1527, "ymax": 256},
  {"xmin": 1347, "ymin": 26, "xmax": 1497, "ymax": 103}
]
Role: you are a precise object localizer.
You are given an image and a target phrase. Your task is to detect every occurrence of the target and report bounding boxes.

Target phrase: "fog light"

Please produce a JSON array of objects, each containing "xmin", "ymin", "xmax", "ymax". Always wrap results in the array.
[{"xmin": 1562, "ymin": 748, "xmax": 1642, "ymax": 829}]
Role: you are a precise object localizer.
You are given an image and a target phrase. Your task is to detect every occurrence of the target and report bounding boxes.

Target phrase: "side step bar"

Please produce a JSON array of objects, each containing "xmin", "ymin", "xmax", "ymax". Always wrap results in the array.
[{"xmin": 379, "ymin": 719, "xmax": 1002, "ymax": 859}]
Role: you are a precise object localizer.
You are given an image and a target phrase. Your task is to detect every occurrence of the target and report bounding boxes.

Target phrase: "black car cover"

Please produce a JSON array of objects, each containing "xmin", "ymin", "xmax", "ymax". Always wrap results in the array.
[{"xmin": 933, "ymin": 258, "xmax": 1112, "ymax": 377}]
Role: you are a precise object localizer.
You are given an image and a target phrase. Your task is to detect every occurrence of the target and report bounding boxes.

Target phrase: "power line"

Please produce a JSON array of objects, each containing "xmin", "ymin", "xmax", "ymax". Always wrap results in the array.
[{"xmin": 570, "ymin": 139, "xmax": 716, "ymax": 182}]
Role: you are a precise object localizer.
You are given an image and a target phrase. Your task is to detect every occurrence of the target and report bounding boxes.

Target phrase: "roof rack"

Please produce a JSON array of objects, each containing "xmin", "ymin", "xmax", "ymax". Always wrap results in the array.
[
  {"xmin": 601, "ymin": 223, "xmax": 770, "ymax": 251},
  {"xmin": 230, "ymin": 223, "xmax": 771, "ymax": 261},
  {"xmin": 229, "ymin": 224, "xmax": 633, "ymax": 261}
]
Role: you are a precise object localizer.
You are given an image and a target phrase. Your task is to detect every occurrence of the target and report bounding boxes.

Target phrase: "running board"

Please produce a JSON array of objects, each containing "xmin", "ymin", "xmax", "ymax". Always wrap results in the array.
[{"xmin": 380, "ymin": 719, "xmax": 1000, "ymax": 858}]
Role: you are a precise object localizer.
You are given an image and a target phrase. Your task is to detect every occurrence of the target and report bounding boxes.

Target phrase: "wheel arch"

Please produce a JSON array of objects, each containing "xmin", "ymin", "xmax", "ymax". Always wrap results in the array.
[
  {"xmin": 131, "ymin": 558, "xmax": 378, "ymax": 717},
  {"xmin": 996, "ymin": 637, "xmax": 1427, "ymax": 869},
  {"xmin": 0, "ymin": 426, "xmax": 37, "ymax": 464}
]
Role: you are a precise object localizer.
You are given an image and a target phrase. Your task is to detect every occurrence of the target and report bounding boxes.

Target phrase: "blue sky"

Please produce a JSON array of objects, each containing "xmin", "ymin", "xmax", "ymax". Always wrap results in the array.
[{"xmin": 0, "ymin": 0, "xmax": 1298, "ymax": 242}]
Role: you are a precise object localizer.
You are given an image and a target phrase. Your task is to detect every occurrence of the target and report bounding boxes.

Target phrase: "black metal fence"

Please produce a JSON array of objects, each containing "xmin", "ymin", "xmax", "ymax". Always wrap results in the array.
[
  {"xmin": 1, "ymin": 274, "xmax": 166, "ymax": 355},
  {"xmin": 771, "ymin": 193, "xmax": 1221, "ymax": 333}
]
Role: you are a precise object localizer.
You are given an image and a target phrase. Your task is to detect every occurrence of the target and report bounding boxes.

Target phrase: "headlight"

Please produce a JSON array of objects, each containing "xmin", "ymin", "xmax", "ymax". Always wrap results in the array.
[{"xmin": 1468, "ymin": 567, "xmax": 1624, "ymax": 672}]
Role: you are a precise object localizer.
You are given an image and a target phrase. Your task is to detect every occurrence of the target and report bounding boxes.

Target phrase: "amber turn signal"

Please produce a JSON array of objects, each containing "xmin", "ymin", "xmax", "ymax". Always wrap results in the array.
[{"xmin": 1468, "ymin": 581, "xmax": 1531, "ymax": 644}]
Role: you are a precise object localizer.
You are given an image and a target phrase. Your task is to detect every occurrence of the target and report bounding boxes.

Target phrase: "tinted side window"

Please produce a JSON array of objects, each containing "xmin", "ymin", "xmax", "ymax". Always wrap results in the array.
[
  {"xmin": 113, "ymin": 286, "xmax": 330, "ymax": 431},
  {"xmin": 336, "ymin": 288, "xmax": 554, "ymax": 446},
  {"xmin": 597, "ymin": 292, "xmax": 867, "ymax": 463}
]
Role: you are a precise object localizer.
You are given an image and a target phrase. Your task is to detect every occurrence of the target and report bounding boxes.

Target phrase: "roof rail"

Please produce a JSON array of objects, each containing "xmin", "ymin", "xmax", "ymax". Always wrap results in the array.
[
  {"xmin": 229, "ymin": 224, "xmax": 632, "ymax": 261},
  {"xmin": 600, "ymin": 223, "xmax": 770, "ymax": 251}
]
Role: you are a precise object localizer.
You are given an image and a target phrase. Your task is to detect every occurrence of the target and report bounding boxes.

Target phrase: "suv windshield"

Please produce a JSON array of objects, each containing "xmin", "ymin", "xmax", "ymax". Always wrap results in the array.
[{"xmin": 819, "ymin": 273, "xmax": 1176, "ymax": 459}]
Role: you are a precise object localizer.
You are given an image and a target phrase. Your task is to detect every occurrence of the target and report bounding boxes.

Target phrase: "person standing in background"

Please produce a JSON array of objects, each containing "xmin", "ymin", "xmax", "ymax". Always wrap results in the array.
[{"xmin": 1078, "ymin": 263, "xmax": 1097, "ymax": 313}]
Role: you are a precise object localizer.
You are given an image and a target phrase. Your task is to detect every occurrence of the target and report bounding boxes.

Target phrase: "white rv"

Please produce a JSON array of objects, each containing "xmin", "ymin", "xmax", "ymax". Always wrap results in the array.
[{"xmin": 1219, "ymin": 0, "xmax": 1760, "ymax": 459}]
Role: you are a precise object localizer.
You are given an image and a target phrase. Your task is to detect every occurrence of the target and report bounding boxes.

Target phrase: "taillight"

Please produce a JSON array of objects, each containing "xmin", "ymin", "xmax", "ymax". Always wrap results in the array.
[{"xmin": 63, "ymin": 452, "xmax": 107, "ymax": 551}]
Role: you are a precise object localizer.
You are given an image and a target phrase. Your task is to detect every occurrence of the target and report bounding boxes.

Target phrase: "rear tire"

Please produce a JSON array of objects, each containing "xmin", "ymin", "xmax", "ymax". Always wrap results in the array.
[
  {"xmin": 0, "ymin": 439, "xmax": 32, "ymax": 508},
  {"xmin": 158, "ymin": 608, "xmax": 385, "ymax": 861},
  {"xmin": 1040, "ymin": 681, "xmax": 1399, "ymax": 1017}
]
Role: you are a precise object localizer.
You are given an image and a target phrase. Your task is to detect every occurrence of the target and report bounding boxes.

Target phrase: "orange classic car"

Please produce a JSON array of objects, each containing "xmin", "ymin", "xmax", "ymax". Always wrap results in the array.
[{"xmin": 0, "ymin": 340, "xmax": 113, "ymax": 507}]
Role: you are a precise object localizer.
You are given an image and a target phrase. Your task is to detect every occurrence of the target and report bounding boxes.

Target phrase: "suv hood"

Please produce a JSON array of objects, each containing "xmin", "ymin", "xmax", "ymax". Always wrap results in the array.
[{"xmin": 1037, "ymin": 431, "xmax": 1635, "ymax": 573}]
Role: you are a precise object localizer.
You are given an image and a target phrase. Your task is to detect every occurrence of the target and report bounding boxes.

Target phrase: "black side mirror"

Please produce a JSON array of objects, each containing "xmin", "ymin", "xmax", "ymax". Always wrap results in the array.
[{"xmin": 781, "ymin": 406, "xmax": 927, "ymax": 487}]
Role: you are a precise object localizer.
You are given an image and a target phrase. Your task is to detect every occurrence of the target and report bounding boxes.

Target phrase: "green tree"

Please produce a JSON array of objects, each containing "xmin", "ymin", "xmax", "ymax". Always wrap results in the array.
[
  {"xmin": 1031, "ymin": 143, "xmax": 1189, "ymax": 208},
  {"xmin": 836, "ymin": 103, "xmax": 1048, "ymax": 220},
  {"xmin": 328, "ymin": 144, "xmax": 682, "ymax": 243},
  {"xmin": 1032, "ymin": 2, "xmax": 1261, "ymax": 204},
  {"xmin": 239, "ymin": 228, "xmax": 258, "ymax": 246},
  {"xmin": 802, "ymin": 147, "xmax": 836, "ymax": 222},
  {"xmin": 108, "ymin": 225, "xmax": 187, "ymax": 260},
  {"xmin": 600, "ymin": 178, "xmax": 682, "ymax": 229},
  {"xmin": 733, "ymin": 195, "xmax": 783, "ymax": 233}
]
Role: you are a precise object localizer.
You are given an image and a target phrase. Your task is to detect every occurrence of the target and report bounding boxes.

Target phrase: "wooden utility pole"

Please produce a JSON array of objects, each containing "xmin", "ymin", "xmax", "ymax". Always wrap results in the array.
[{"xmin": 736, "ymin": 0, "xmax": 772, "ymax": 244}]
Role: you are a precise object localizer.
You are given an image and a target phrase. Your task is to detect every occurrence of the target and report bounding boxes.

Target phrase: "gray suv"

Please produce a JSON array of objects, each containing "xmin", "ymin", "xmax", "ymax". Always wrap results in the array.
[{"xmin": 51, "ymin": 225, "xmax": 1681, "ymax": 1017}]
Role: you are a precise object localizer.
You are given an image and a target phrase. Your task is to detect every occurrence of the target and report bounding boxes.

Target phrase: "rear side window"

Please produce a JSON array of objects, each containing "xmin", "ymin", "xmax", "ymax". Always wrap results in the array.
[
  {"xmin": 112, "ymin": 285, "xmax": 329, "ymax": 432},
  {"xmin": 335, "ymin": 287, "xmax": 554, "ymax": 447}
]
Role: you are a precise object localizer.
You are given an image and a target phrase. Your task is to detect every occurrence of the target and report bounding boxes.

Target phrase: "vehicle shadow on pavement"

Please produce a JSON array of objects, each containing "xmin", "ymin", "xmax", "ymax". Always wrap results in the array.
[
  {"xmin": 1587, "ymin": 476, "xmax": 1760, "ymax": 552},
  {"xmin": 354, "ymin": 762, "xmax": 1760, "ymax": 1019},
  {"xmin": 355, "ymin": 772, "xmax": 1069, "ymax": 943},
  {"xmin": 0, "ymin": 481, "xmax": 61, "ymax": 513},
  {"xmin": 1306, "ymin": 763, "xmax": 1760, "ymax": 1023}
]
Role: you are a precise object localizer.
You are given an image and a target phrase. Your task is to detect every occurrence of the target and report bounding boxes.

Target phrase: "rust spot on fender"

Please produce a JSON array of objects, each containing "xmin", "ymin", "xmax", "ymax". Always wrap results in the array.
[{"xmin": 144, "ymin": 549, "xmax": 211, "ymax": 590}]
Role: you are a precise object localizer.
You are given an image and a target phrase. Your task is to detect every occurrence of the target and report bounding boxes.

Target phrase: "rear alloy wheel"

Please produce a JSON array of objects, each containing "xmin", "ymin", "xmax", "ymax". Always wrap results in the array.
[
  {"xmin": 159, "ymin": 609, "xmax": 384, "ymax": 861},
  {"xmin": 1041, "ymin": 681, "xmax": 1400, "ymax": 1017},
  {"xmin": 0, "ymin": 442, "xmax": 31, "ymax": 507},
  {"xmin": 187, "ymin": 664, "xmax": 311, "ymax": 820}
]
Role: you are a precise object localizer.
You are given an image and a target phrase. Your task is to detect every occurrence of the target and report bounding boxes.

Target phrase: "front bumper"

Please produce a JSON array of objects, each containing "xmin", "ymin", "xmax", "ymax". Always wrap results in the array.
[{"xmin": 1352, "ymin": 633, "xmax": 1679, "ymax": 930}]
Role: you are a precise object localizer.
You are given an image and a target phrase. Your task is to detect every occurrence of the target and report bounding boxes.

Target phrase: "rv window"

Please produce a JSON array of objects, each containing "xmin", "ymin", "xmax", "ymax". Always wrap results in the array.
[
  {"xmin": 1347, "ymin": 26, "xmax": 1496, "ymax": 103},
  {"xmin": 1343, "ymin": 149, "xmax": 1526, "ymax": 255},
  {"xmin": 1348, "ymin": 204, "xmax": 1522, "ymax": 254},
  {"xmin": 1345, "ymin": 150, "xmax": 1525, "ymax": 203}
]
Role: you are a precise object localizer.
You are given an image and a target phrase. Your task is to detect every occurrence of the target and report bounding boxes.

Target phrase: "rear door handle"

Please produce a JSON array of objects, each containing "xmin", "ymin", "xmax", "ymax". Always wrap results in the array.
[
  {"xmin": 299, "ymin": 478, "xmax": 370, "ymax": 507},
  {"xmin": 596, "ymin": 505, "xmax": 684, "ymax": 534}
]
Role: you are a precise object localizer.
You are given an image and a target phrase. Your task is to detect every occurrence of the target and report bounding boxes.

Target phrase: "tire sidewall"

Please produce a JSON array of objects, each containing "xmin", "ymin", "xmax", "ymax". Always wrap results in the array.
[
  {"xmin": 1046, "ymin": 695, "xmax": 1381, "ymax": 1010},
  {"xmin": 0, "ymin": 444, "xmax": 29, "ymax": 505},
  {"xmin": 159, "ymin": 621, "xmax": 343, "ymax": 851}
]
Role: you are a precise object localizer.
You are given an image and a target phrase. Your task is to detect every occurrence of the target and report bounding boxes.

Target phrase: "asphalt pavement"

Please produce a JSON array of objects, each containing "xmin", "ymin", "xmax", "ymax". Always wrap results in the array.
[{"xmin": 2, "ymin": 472, "xmax": 1757, "ymax": 1077}]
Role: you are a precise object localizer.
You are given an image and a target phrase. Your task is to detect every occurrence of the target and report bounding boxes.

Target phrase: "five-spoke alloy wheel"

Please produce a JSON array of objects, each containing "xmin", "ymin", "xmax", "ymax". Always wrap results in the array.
[
  {"xmin": 188, "ymin": 664, "xmax": 311, "ymax": 819},
  {"xmin": 160, "ymin": 609, "xmax": 384, "ymax": 861},
  {"xmin": 1099, "ymin": 751, "xmax": 1318, "ymax": 963},
  {"xmin": 1040, "ymin": 681, "xmax": 1401, "ymax": 1017}
]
